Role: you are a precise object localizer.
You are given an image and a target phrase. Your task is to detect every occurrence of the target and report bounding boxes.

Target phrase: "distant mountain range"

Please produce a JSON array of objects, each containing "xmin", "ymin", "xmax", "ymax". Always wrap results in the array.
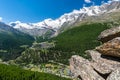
[{"xmin": 8, "ymin": 1, "xmax": 120, "ymax": 37}]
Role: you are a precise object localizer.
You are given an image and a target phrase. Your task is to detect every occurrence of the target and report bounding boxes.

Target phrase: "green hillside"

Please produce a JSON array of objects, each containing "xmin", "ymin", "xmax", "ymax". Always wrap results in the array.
[
  {"xmin": 0, "ymin": 64, "xmax": 71, "ymax": 80},
  {"xmin": 0, "ymin": 22, "xmax": 34, "ymax": 60},
  {"xmin": 50, "ymin": 23, "xmax": 110, "ymax": 64}
]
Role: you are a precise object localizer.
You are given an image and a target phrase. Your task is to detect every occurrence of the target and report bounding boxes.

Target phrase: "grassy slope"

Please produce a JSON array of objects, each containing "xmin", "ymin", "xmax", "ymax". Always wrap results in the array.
[
  {"xmin": 0, "ymin": 64, "xmax": 71, "ymax": 80},
  {"xmin": 50, "ymin": 23, "xmax": 109, "ymax": 64},
  {"xmin": 0, "ymin": 25, "xmax": 34, "ymax": 60}
]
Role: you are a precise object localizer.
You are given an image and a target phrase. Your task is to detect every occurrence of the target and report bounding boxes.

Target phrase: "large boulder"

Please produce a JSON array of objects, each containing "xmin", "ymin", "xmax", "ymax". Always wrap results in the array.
[
  {"xmin": 96, "ymin": 37, "xmax": 120, "ymax": 57},
  {"xmin": 107, "ymin": 68, "xmax": 120, "ymax": 80},
  {"xmin": 98, "ymin": 26, "xmax": 120, "ymax": 43},
  {"xmin": 70, "ymin": 55, "xmax": 105, "ymax": 80},
  {"xmin": 86, "ymin": 50, "xmax": 120, "ymax": 75}
]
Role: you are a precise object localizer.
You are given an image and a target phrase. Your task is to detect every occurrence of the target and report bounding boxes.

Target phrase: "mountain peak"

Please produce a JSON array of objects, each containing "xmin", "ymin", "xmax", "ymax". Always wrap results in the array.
[{"xmin": 9, "ymin": 1, "xmax": 120, "ymax": 36}]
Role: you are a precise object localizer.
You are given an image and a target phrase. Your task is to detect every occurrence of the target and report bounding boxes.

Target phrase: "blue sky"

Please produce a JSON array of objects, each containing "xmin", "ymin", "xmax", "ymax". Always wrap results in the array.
[{"xmin": 0, "ymin": 0, "xmax": 109, "ymax": 23}]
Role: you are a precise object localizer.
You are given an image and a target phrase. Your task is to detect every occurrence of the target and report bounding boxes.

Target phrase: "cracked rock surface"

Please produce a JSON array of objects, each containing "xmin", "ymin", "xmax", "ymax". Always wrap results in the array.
[{"xmin": 70, "ymin": 26, "xmax": 120, "ymax": 80}]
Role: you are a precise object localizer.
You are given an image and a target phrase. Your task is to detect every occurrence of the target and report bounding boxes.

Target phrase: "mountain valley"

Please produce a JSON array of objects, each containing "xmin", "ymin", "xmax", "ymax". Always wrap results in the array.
[{"xmin": 1, "ymin": 1, "xmax": 120, "ymax": 80}]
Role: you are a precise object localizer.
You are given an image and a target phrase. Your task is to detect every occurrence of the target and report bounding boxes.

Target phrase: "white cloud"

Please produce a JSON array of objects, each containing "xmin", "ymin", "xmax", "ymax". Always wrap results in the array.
[
  {"xmin": 108, "ymin": 0, "xmax": 120, "ymax": 3},
  {"xmin": 84, "ymin": 0, "xmax": 91, "ymax": 3},
  {"xmin": 0, "ymin": 17, "xmax": 2, "ymax": 21}
]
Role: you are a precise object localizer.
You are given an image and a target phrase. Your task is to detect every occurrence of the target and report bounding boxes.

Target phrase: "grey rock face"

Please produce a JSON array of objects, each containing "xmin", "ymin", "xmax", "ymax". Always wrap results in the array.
[
  {"xmin": 70, "ymin": 53, "xmax": 120, "ymax": 80},
  {"xmin": 98, "ymin": 26, "xmax": 120, "ymax": 43},
  {"xmin": 107, "ymin": 68, "xmax": 120, "ymax": 80},
  {"xmin": 107, "ymin": 1, "xmax": 120, "ymax": 10},
  {"xmin": 70, "ymin": 55, "xmax": 105, "ymax": 80},
  {"xmin": 17, "ymin": 28, "xmax": 55, "ymax": 37},
  {"xmin": 86, "ymin": 50, "xmax": 120, "ymax": 75}
]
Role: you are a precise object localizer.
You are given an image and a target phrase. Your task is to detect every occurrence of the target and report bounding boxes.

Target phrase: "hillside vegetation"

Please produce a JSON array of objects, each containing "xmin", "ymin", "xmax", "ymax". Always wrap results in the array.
[
  {"xmin": 0, "ymin": 22, "xmax": 34, "ymax": 60},
  {"xmin": 0, "ymin": 64, "xmax": 71, "ymax": 80},
  {"xmin": 49, "ymin": 23, "xmax": 110, "ymax": 64},
  {"xmin": 16, "ymin": 48, "xmax": 60, "ymax": 64}
]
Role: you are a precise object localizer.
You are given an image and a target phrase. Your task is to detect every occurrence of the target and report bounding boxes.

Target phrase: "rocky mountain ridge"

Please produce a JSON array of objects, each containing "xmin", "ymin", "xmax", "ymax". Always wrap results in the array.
[
  {"xmin": 70, "ymin": 26, "xmax": 120, "ymax": 80},
  {"xmin": 9, "ymin": 1, "xmax": 120, "ymax": 36}
]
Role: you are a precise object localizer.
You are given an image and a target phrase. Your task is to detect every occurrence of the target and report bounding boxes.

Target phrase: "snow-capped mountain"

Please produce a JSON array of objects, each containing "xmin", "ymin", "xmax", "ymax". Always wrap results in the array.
[{"xmin": 9, "ymin": 1, "xmax": 120, "ymax": 36}]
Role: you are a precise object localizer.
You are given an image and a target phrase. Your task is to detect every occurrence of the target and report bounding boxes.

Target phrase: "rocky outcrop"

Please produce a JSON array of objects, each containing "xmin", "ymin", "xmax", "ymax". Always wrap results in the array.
[
  {"xmin": 96, "ymin": 37, "xmax": 120, "ymax": 57},
  {"xmin": 70, "ymin": 51, "xmax": 120, "ymax": 80},
  {"xmin": 98, "ymin": 26, "xmax": 120, "ymax": 43},
  {"xmin": 70, "ymin": 26, "xmax": 120, "ymax": 80},
  {"xmin": 86, "ymin": 50, "xmax": 120, "ymax": 75},
  {"xmin": 107, "ymin": 68, "xmax": 120, "ymax": 80},
  {"xmin": 70, "ymin": 55, "xmax": 105, "ymax": 80}
]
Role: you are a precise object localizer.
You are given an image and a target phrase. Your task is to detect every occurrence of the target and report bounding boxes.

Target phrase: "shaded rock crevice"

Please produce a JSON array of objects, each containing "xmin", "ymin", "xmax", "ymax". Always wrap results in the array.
[{"xmin": 93, "ymin": 68, "xmax": 111, "ymax": 79}]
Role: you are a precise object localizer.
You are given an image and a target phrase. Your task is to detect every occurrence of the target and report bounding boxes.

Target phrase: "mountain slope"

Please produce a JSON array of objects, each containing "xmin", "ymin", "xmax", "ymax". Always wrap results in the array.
[
  {"xmin": 0, "ymin": 22, "xmax": 34, "ymax": 60},
  {"xmin": 49, "ymin": 23, "xmax": 110, "ymax": 64},
  {"xmin": 60, "ymin": 9, "xmax": 120, "ymax": 32}
]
